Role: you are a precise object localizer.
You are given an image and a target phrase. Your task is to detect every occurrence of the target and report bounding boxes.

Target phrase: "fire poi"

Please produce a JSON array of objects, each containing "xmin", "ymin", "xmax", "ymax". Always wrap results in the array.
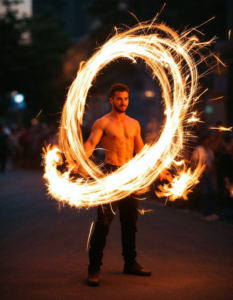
[{"xmin": 43, "ymin": 19, "xmax": 222, "ymax": 208}]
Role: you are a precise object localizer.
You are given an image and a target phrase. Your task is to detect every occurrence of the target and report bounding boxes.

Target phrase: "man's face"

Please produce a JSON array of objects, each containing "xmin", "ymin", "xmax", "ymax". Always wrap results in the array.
[{"xmin": 110, "ymin": 91, "xmax": 129, "ymax": 113}]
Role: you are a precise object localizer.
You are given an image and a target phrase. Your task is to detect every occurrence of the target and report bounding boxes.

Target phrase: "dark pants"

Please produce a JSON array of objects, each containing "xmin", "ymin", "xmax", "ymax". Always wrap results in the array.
[{"xmin": 88, "ymin": 163, "xmax": 139, "ymax": 271}]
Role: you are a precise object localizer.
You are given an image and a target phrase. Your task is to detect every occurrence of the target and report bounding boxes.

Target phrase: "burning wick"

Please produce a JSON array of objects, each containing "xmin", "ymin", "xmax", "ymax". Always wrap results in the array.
[
  {"xmin": 86, "ymin": 221, "xmax": 94, "ymax": 251},
  {"xmin": 229, "ymin": 30, "xmax": 231, "ymax": 41}
]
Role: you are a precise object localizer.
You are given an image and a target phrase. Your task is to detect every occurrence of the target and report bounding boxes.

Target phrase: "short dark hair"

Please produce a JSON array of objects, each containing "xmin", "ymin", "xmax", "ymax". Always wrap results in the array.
[{"xmin": 109, "ymin": 83, "xmax": 129, "ymax": 99}]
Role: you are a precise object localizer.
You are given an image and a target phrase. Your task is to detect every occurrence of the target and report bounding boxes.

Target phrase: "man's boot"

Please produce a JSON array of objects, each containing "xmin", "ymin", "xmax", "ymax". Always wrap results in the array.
[
  {"xmin": 87, "ymin": 267, "xmax": 100, "ymax": 286},
  {"xmin": 123, "ymin": 262, "xmax": 151, "ymax": 276}
]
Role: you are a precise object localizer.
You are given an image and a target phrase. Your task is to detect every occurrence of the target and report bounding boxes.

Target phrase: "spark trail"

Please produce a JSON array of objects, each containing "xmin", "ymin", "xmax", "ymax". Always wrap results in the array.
[{"xmin": 43, "ymin": 19, "xmax": 219, "ymax": 208}]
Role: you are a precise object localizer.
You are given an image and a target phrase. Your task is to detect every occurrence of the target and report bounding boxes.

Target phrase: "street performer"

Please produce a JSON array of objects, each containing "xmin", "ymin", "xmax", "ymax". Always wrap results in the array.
[{"xmin": 74, "ymin": 83, "xmax": 169, "ymax": 286}]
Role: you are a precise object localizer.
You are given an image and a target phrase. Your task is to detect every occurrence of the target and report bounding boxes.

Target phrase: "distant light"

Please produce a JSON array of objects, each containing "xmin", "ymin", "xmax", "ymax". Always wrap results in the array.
[
  {"xmin": 31, "ymin": 118, "xmax": 38, "ymax": 125},
  {"xmin": 118, "ymin": 2, "xmax": 127, "ymax": 10},
  {"xmin": 14, "ymin": 94, "xmax": 24, "ymax": 103},
  {"xmin": 90, "ymin": 19, "xmax": 101, "ymax": 30},
  {"xmin": 205, "ymin": 105, "xmax": 214, "ymax": 114},
  {"xmin": 145, "ymin": 91, "xmax": 155, "ymax": 98}
]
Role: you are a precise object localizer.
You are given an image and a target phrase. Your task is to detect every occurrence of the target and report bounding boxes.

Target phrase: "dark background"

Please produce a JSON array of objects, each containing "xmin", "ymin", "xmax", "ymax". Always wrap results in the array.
[
  {"xmin": 0, "ymin": 0, "xmax": 232, "ymax": 129},
  {"xmin": 0, "ymin": 3, "xmax": 233, "ymax": 299}
]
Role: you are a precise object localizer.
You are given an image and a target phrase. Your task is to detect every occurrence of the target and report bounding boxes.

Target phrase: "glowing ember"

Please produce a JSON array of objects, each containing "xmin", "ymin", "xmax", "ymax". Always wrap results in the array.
[
  {"xmin": 209, "ymin": 127, "xmax": 232, "ymax": 131},
  {"xmin": 156, "ymin": 156, "xmax": 205, "ymax": 201},
  {"xmin": 226, "ymin": 184, "xmax": 233, "ymax": 197},
  {"xmin": 86, "ymin": 221, "xmax": 94, "ymax": 251},
  {"xmin": 43, "ymin": 19, "xmax": 218, "ymax": 208},
  {"xmin": 137, "ymin": 208, "xmax": 154, "ymax": 215},
  {"xmin": 187, "ymin": 112, "xmax": 203, "ymax": 123},
  {"xmin": 36, "ymin": 109, "xmax": 42, "ymax": 119},
  {"xmin": 209, "ymin": 96, "xmax": 223, "ymax": 101}
]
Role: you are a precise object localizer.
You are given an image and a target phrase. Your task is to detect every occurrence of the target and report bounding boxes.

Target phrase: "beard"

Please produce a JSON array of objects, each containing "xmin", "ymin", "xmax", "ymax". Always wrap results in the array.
[{"xmin": 113, "ymin": 102, "xmax": 127, "ymax": 113}]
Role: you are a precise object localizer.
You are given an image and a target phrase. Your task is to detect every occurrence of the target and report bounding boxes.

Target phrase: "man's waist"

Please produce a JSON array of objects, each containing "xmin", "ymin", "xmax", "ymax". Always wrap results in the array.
[{"xmin": 103, "ymin": 162, "xmax": 121, "ymax": 173}]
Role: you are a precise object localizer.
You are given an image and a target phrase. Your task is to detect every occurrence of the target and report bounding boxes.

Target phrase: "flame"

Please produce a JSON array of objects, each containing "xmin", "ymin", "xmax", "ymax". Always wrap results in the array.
[
  {"xmin": 43, "ymin": 19, "xmax": 218, "ymax": 208},
  {"xmin": 156, "ymin": 157, "xmax": 205, "ymax": 201}
]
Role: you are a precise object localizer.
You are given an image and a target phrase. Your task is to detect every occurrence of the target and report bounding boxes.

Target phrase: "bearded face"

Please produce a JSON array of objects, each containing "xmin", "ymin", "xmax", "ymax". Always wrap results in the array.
[{"xmin": 110, "ymin": 91, "xmax": 129, "ymax": 113}]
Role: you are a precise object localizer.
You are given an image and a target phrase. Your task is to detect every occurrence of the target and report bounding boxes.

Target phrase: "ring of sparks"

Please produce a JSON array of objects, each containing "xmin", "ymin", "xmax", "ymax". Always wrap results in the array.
[{"xmin": 44, "ymin": 20, "xmax": 212, "ymax": 208}]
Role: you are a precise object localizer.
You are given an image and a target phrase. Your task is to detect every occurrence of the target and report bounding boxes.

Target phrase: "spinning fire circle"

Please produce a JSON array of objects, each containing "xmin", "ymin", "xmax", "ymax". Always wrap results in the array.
[{"xmin": 43, "ymin": 20, "xmax": 213, "ymax": 208}]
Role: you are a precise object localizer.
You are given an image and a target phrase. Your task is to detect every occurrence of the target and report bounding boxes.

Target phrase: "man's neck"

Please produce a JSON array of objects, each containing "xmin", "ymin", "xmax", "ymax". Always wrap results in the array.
[{"xmin": 110, "ymin": 110, "xmax": 126, "ymax": 121}]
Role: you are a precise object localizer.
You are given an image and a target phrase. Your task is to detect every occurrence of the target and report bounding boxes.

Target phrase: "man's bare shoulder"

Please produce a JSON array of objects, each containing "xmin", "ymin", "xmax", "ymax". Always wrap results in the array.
[
  {"xmin": 93, "ymin": 115, "xmax": 110, "ymax": 129},
  {"xmin": 126, "ymin": 116, "xmax": 141, "ymax": 129}
]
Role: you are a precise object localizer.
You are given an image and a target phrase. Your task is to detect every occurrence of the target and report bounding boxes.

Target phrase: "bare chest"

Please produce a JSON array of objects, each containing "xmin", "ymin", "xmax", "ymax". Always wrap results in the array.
[{"xmin": 103, "ymin": 120, "xmax": 136, "ymax": 141}]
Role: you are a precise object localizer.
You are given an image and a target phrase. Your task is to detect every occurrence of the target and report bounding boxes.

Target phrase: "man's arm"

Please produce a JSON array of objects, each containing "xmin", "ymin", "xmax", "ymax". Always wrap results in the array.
[
  {"xmin": 83, "ymin": 119, "xmax": 104, "ymax": 160},
  {"xmin": 70, "ymin": 119, "xmax": 104, "ymax": 172},
  {"xmin": 134, "ymin": 121, "xmax": 144, "ymax": 154}
]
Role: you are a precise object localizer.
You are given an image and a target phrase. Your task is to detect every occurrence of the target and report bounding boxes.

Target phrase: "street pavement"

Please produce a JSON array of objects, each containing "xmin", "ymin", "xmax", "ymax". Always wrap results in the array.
[{"xmin": 0, "ymin": 170, "xmax": 233, "ymax": 300}]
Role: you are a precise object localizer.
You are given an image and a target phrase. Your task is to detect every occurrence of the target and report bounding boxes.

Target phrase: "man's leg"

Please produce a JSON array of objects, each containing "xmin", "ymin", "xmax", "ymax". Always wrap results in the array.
[
  {"xmin": 88, "ymin": 201, "xmax": 118, "ymax": 271},
  {"xmin": 118, "ymin": 196, "xmax": 139, "ymax": 265},
  {"xmin": 119, "ymin": 196, "xmax": 151, "ymax": 276}
]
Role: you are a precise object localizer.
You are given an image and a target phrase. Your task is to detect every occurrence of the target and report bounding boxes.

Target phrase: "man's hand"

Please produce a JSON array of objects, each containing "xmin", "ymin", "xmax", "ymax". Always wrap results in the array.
[
  {"xmin": 68, "ymin": 160, "xmax": 80, "ymax": 173},
  {"xmin": 159, "ymin": 169, "xmax": 173, "ymax": 182}
]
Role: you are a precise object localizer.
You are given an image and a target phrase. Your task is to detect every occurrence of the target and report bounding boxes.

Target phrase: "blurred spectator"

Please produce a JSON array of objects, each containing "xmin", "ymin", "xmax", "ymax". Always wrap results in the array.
[
  {"xmin": 192, "ymin": 134, "xmax": 218, "ymax": 221},
  {"xmin": 0, "ymin": 122, "xmax": 61, "ymax": 171},
  {"xmin": 47, "ymin": 125, "xmax": 59, "ymax": 146},
  {"xmin": 223, "ymin": 134, "xmax": 233, "ymax": 187},
  {"xmin": 8, "ymin": 124, "xmax": 20, "ymax": 170},
  {"xmin": 209, "ymin": 121, "xmax": 228, "ymax": 189},
  {"xmin": 19, "ymin": 127, "xmax": 30, "ymax": 169},
  {"xmin": 0, "ymin": 123, "xmax": 8, "ymax": 172},
  {"xmin": 217, "ymin": 134, "xmax": 233, "ymax": 217}
]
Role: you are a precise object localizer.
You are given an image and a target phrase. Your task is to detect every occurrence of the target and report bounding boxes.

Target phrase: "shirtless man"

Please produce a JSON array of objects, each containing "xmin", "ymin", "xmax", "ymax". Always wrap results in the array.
[{"xmin": 83, "ymin": 83, "xmax": 151, "ymax": 286}]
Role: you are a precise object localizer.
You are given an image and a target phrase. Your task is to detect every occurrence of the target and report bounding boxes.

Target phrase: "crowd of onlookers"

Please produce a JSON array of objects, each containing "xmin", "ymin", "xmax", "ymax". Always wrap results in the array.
[
  {"xmin": 0, "ymin": 120, "xmax": 232, "ymax": 221},
  {"xmin": 169, "ymin": 124, "xmax": 233, "ymax": 221},
  {"xmin": 0, "ymin": 122, "xmax": 58, "ymax": 171}
]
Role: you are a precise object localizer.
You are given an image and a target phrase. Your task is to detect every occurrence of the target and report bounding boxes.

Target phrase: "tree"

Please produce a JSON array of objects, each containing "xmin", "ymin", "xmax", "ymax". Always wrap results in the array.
[
  {"xmin": 0, "ymin": 0, "xmax": 72, "ymax": 125},
  {"xmin": 0, "ymin": 0, "xmax": 29, "ymax": 114},
  {"xmin": 87, "ymin": 0, "xmax": 232, "ymax": 126},
  {"xmin": 88, "ymin": 0, "xmax": 227, "ymax": 43}
]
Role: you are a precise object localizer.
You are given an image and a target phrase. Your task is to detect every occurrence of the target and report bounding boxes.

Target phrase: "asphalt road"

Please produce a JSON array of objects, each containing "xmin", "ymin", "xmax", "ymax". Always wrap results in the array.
[{"xmin": 0, "ymin": 170, "xmax": 233, "ymax": 300}]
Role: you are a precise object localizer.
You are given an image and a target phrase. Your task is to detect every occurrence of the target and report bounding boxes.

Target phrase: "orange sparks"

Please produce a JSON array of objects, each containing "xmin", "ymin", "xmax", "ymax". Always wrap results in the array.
[
  {"xmin": 43, "ymin": 18, "xmax": 221, "ymax": 208},
  {"xmin": 86, "ymin": 221, "xmax": 94, "ymax": 251},
  {"xmin": 137, "ymin": 208, "xmax": 154, "ymax": 215},
  {"xmin": 36, "ymin": 109, "xmax": 42, "ymax": 119},
  {"xmin": 187, "ymin": 112, "xmax": 203, "ymax": 123},
  {"xmin": 156, "ymin": 156, "xmax": 206, "ymax": 201},
  {"xmin": 209, "ymin": 96, "xmax": 223, "ymax": 101},
  {"xmin": 209, "ymin": 127, "xmax": 232, "ymax": 131}
]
